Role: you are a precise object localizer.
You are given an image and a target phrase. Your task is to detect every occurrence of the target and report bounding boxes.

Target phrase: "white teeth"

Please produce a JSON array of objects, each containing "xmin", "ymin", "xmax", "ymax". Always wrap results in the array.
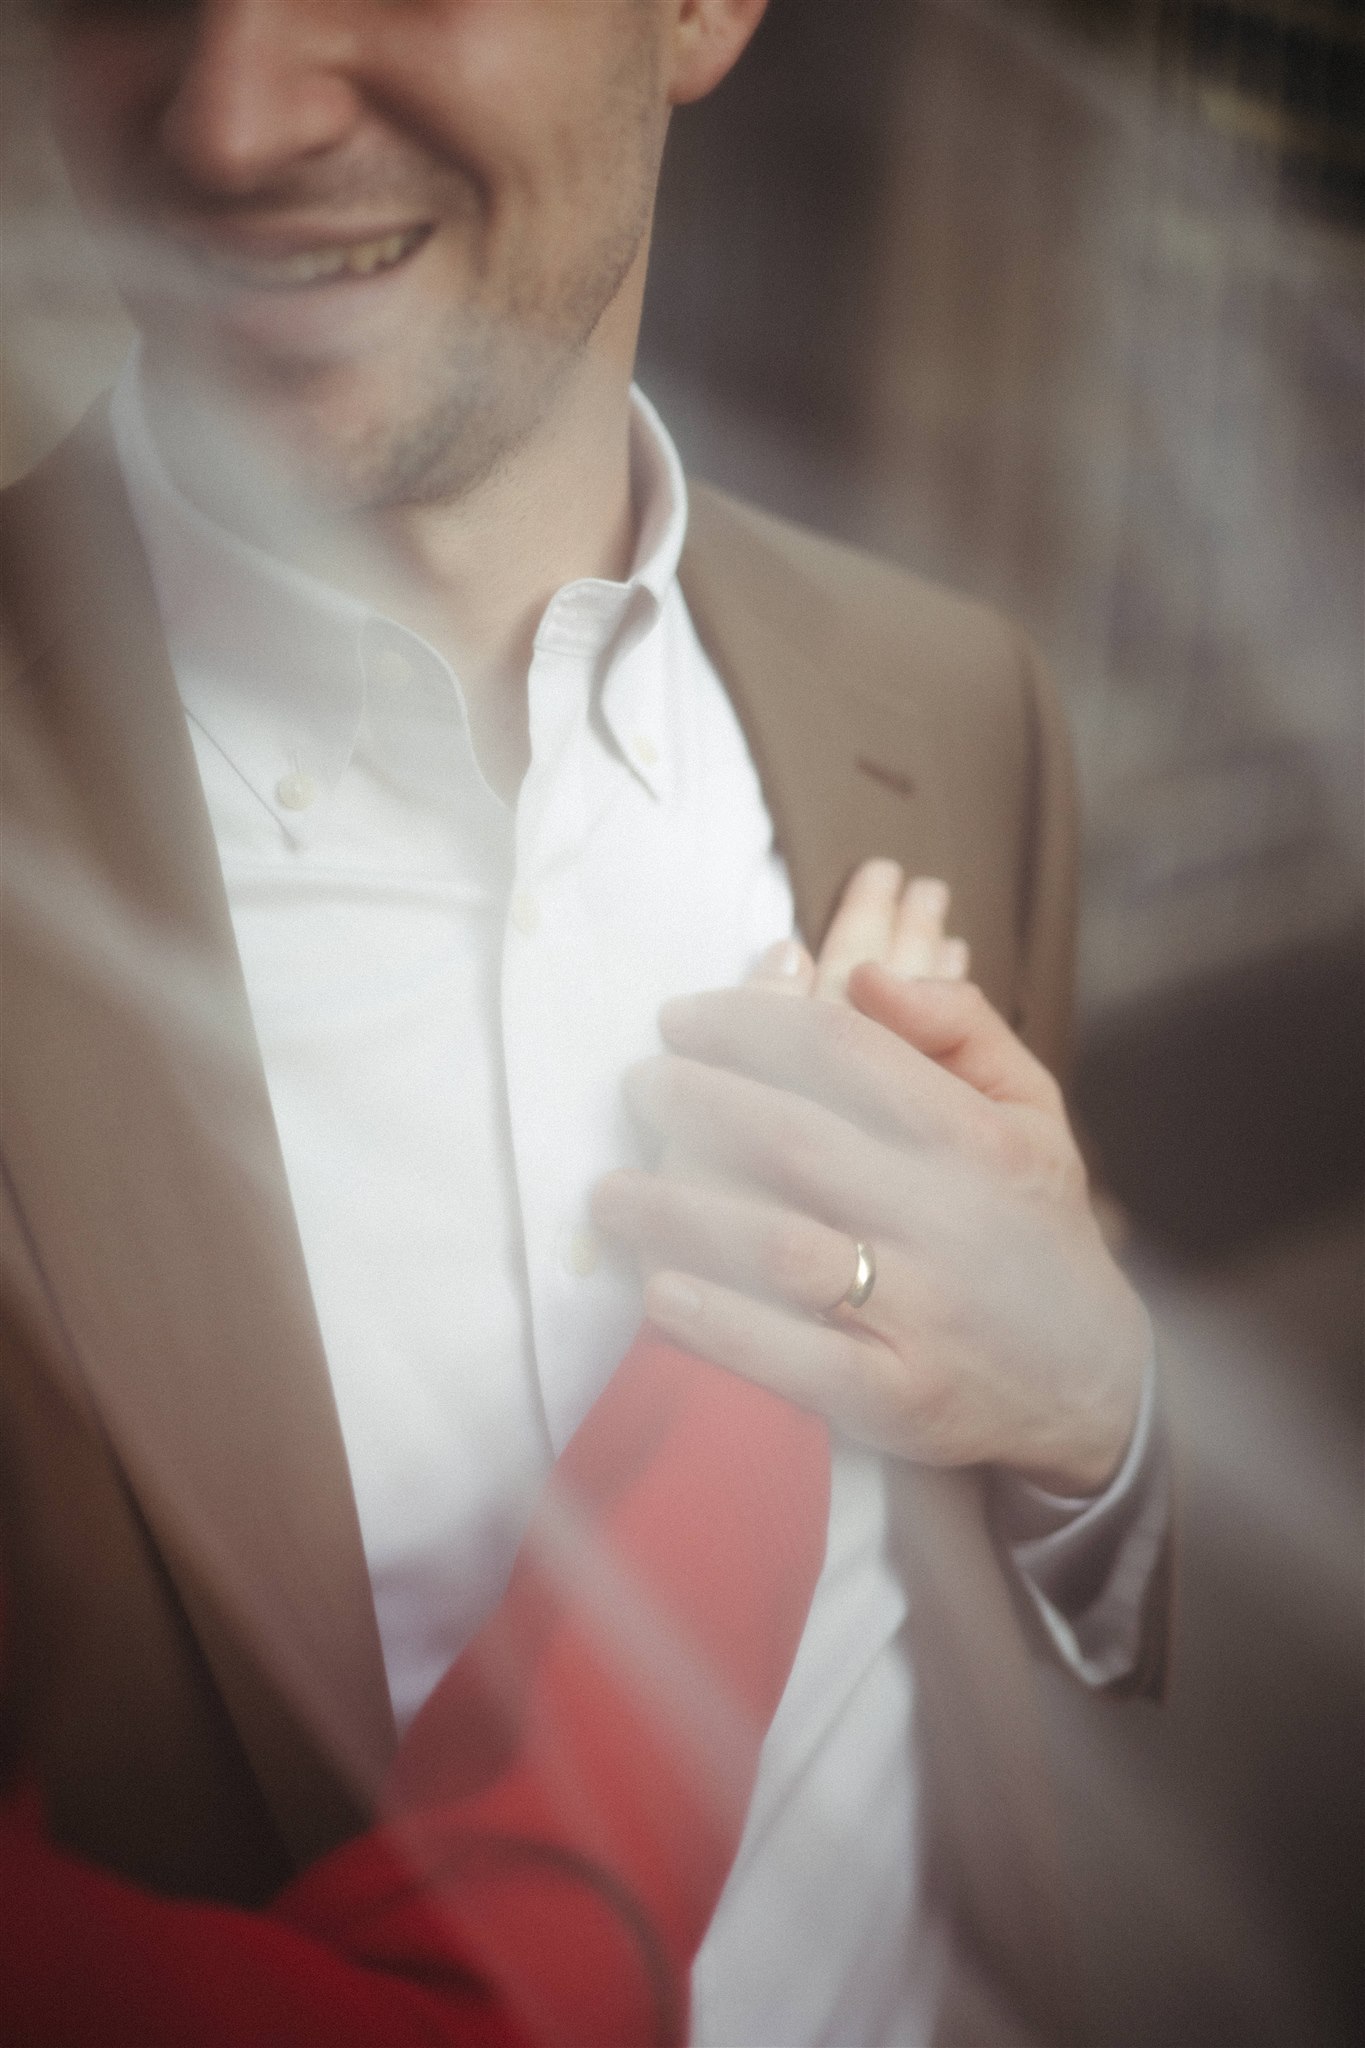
[
  {"xmin": 347, "ymin": 233, "xmax": 409, "ymax": 277},
  {"xmin": 204, "ymin": 227, "xmax": 424, "ymax": 289}
]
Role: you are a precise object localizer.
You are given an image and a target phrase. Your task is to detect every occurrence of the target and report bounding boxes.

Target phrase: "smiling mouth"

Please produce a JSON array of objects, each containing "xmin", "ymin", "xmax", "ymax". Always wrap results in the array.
[{"xmin": 189, "ymin": 223, "xmax": 432, "ymax": 290}]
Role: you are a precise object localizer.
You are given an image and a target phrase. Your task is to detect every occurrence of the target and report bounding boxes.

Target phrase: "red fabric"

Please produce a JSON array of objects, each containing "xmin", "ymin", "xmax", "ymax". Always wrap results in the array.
[{"xmin": 0, "ymin": 1332, "xmax": 829, "ymax": 2046}]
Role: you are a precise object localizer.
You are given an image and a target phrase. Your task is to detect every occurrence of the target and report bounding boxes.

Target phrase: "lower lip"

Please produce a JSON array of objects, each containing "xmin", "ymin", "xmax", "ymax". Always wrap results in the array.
[{"xmin": 180, "ymin": 231, "xmax": 433, "ymax": 362}]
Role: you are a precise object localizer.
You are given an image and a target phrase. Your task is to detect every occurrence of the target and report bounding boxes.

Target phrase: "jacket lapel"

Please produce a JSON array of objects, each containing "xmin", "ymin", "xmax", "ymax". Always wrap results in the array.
[
  {"xmin": 679, "ymin": 481, "xmax": 1036, "ymax": 1029},
  {"xmin": 680, "ymin": 481, "xmax": 947, "ymax": 953},
  {"xmin": 0, "ymin": 414, "xmax": 395, "ymax": 1865}
]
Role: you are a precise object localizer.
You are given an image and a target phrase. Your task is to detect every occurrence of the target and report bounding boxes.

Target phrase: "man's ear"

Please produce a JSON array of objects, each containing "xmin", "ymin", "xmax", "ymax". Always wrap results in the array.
[{"xmin": 665, "ymin": 0, "xmax": 770, "ymax": 106}]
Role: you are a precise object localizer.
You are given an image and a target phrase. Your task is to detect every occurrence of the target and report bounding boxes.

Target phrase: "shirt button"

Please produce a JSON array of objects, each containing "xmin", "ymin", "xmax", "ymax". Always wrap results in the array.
[
  {"xmin": 276, "ymin": 771, "xmax": 317, "ymax": 811},
  {"xmin": 564, "ymin": 1227, "xmax": 601, "ymax": 1279},
  {"xmin": 373, "ymin": 648, "xmax": 414, "ymax": 690},
  {"xmin": 632, "ymin": 734, "xmax": 660, "ymax": 769},
  {"xmin": 510, "ymin": 887, "xmax": 541, "ymax": 937}
]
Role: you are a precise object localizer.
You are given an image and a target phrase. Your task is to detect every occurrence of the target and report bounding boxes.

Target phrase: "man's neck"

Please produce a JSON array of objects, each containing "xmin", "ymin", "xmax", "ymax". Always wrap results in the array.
[
  {"xmin": 363, "ymin": 358, "xmax": 638, "ymax": 799},
  {"xmin": 141, "ymin": 325, "xmax": 642, "ymax": 805}
]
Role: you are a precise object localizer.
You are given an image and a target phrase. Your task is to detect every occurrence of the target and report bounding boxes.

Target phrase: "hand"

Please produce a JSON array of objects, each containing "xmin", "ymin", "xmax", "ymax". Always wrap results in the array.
[
  {"xmin": 809, "ymin": 858, "xmax": 970, "ymax": 997},
  {"xmin": 592, "ymin": 862, "xmax": 1148, "ymax": 1496}
]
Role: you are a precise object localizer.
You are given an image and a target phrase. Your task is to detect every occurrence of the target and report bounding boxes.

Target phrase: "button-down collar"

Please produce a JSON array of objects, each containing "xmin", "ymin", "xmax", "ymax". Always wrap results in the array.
[{"xmin": 110, "ymin": 360, "xmax": 689, "ymax": 821}]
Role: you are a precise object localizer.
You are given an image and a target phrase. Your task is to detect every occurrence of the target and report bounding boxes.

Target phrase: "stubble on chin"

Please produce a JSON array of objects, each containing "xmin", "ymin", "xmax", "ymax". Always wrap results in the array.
[
  {"xmin": 262, "ymin": 309, "xmax": 582, "ymax": 516},
  {"xmin": 321, "ymin": 174, "xmax": 658, "ymax": 513},
  {"xmin": 145, "ymin": 174, "xmax": 654, "ymax": 524},
  {"xmin": 330, "ymin": 266, "xmax": 640, "ymax": 514}
]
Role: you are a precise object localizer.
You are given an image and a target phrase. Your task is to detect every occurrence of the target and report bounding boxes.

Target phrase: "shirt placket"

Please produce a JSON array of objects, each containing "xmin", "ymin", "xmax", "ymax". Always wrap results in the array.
[{"xmin": 500, "ymin": 629, "xmax": 595, "ymax": 1445}]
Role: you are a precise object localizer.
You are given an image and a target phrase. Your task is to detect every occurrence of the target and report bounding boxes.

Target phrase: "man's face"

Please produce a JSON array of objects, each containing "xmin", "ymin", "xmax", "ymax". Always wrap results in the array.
[{"xmin": 48, "ymin": 0, "xmax": 672, "ymax": 508}]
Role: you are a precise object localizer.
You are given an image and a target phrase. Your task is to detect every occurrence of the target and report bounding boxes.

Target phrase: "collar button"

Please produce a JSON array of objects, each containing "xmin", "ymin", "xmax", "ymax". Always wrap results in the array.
[{"xmin": 276, "ymin": 771, "xmax": 318, "ymax": 812}]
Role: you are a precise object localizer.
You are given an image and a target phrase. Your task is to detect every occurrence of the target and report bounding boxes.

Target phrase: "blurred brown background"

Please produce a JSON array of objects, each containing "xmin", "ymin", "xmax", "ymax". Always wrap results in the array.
[{"xmin": 3, "ymin": 0, "xmax": 1361, "ymax": 2040}]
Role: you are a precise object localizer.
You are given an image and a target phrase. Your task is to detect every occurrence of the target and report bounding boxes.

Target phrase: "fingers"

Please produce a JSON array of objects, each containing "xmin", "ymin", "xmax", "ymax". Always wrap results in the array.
[
  {"xmin": 623, "ymin": 1054, "xmax": 922, "ymax": 1238},
  {"xmin": 640, "ymin": 1270, "xmax": 911, "ymax": 1453},
  {"xmin": 747, "ymin": 938, "xmax": 816, "ymax": 996},
  {"xmin": 592, "ymin": 1169, "xmax": 869, "ymax": 1319},
  {"xmin": 847, "ymin": 967, "xmax": 1062, "ymax": 1113},
  {"xmin": 888, "ymin": 876, "xmax": 951, "ymax": 980},
  {"xmin": 655, "ymin": 987, "xmax": 1000, "ymax": 1161},
  {"xmin": 815, "ymin": 859, "xmax": 903, "ymax": 997},
  {"xmin": 815, "ymin": 863, "xmax": 968, "ymax": 998}
]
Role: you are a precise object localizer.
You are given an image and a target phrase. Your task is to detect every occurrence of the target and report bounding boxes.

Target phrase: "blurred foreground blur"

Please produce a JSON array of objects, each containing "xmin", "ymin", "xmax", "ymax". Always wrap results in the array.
[{"xmin": 3, "ymin": 0, "xmax": 1361, "ymax": 2041}]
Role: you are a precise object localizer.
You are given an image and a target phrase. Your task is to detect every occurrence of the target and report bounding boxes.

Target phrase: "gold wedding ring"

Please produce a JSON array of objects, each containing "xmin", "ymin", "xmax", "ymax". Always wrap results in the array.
[{"xmin": 826, "ymin": 1239, "xmax": 877, "ymax": 1317}]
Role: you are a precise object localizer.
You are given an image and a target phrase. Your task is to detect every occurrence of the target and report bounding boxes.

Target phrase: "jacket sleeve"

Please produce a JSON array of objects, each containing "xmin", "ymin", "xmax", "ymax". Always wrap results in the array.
[
  {"xmin": 1003, "ymin": 635, "xmax": 1174, "ymax": 1702},
  {"xmin": 0, "ymin": 1333, "xmax": 831, "ymax": 2048}
]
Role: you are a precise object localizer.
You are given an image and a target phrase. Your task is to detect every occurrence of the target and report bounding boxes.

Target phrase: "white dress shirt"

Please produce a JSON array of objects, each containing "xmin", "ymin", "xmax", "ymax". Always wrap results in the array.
[{"xmin": 111, "ymin": 362, "xmax": 1162, "ymax": 2047}]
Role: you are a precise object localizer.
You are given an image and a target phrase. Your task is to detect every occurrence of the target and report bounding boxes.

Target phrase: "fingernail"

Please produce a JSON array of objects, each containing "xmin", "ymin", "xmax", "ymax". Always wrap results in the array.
[
  {"xmin": 751, "ymin": 939, "xmax": 810, "ymax": 988},
  {"xmin": 770, "ymin": 940, "xmax": 806, "ymax": 977},
  {"xmin": 647, "ymin": 1272, "xmax": 704, "ymax": 1321}
]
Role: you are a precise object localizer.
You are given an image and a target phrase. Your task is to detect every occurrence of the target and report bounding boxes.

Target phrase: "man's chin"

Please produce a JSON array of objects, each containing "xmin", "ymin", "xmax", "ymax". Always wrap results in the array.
[
  {"xmin": 138, "ymin": 286, "xmax": 586, "ymax": 522},
  {"xmin": 140, "ymin": 338, "xmax": 516, "ymax": 526}
]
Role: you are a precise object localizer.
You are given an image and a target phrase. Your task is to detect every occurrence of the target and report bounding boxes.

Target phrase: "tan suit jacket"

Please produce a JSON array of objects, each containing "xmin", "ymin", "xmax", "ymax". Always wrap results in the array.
[{"xmin": 0, "ymin": 412, "xmax": 1162, "ymax": 2044}]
